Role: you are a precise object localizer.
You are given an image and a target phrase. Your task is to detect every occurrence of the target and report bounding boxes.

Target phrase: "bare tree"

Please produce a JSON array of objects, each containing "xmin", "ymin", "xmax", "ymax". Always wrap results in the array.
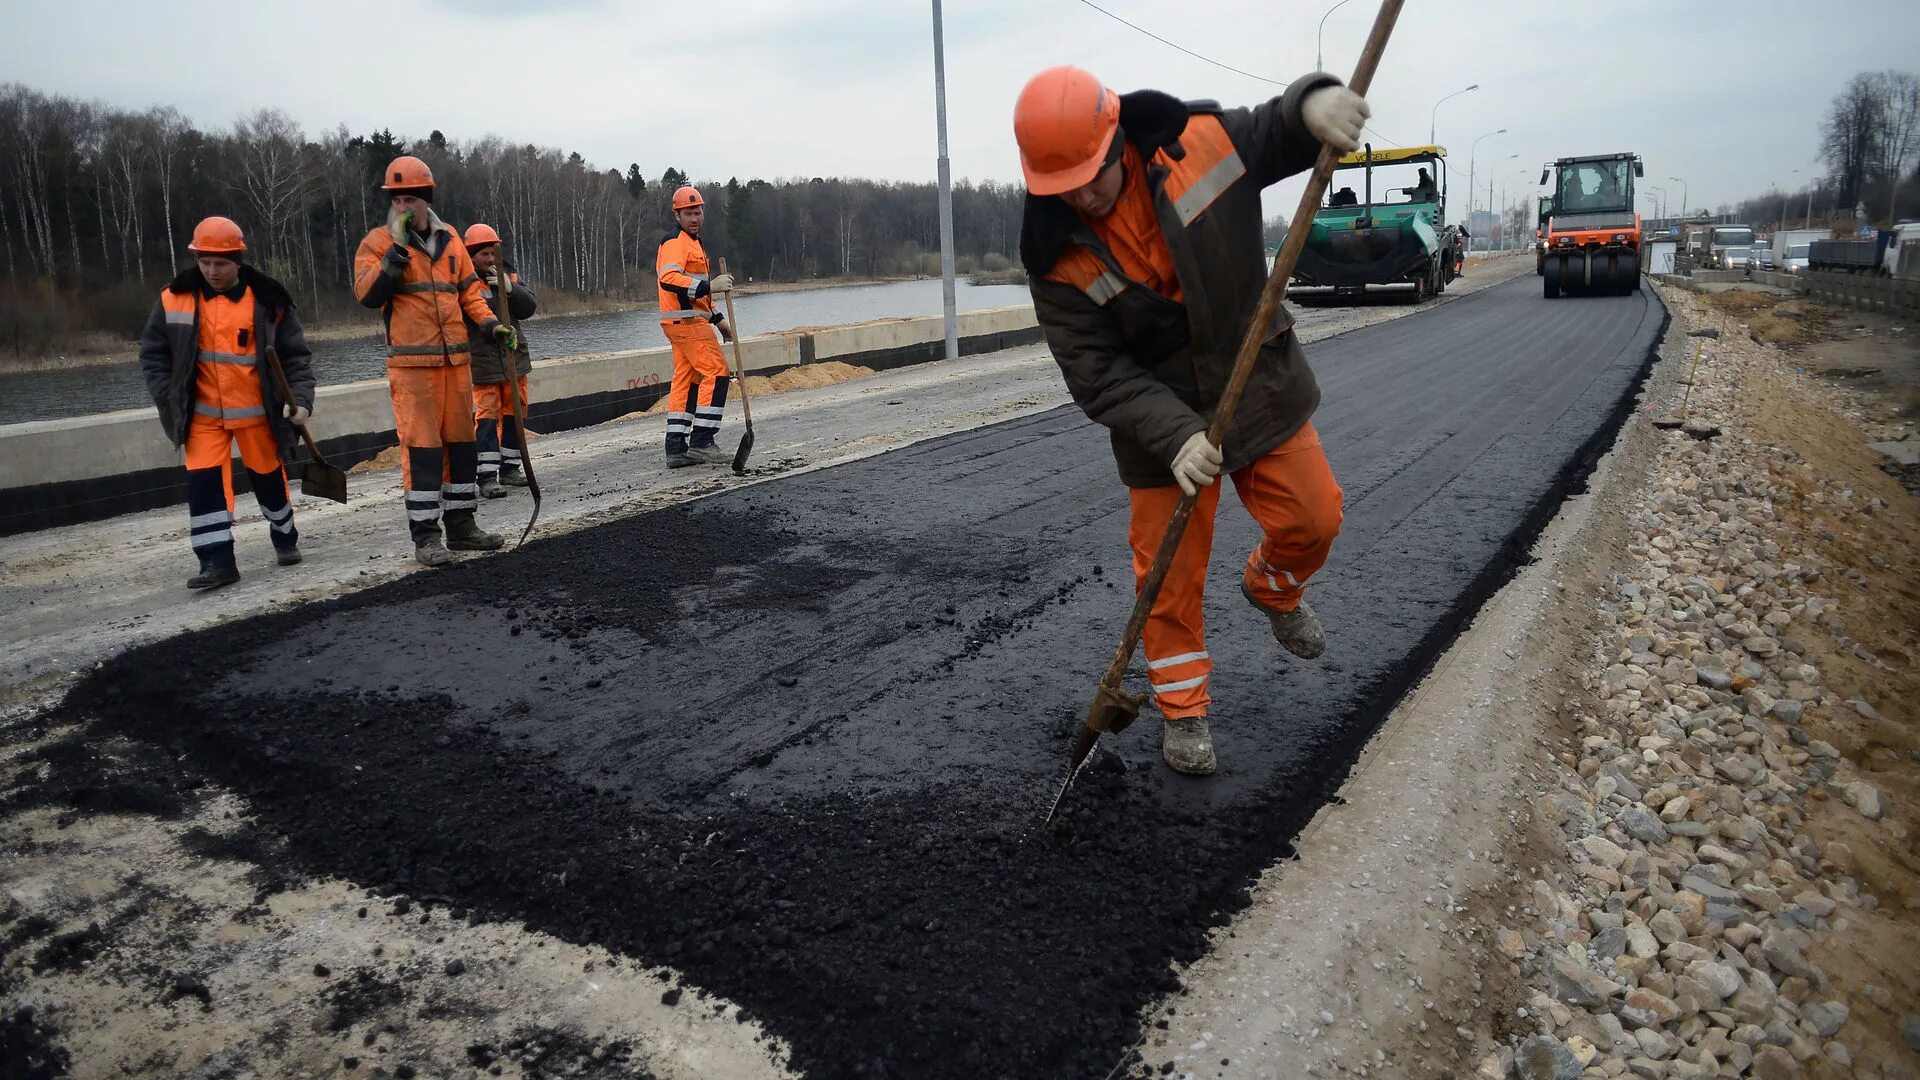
[
  {"xmin": 1875, "ymin": 70, "xmax": 1920, "ymax": 222},
  {"xmin": 1823, "ymin": 74, "xmax": 1884, "ymax": 208},
  {"xmin": 231, "ymin": 108, "xmax": 314, "ymax": 280},
  {"xmin": 147, "ymin": 106, "xmax": 188, "ymax": 269}
]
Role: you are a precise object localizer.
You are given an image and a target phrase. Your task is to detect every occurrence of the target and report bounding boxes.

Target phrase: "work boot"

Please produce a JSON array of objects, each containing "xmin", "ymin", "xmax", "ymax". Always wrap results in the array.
[
  {"xmin": 445, "ymin": 516, "xmax": 505, "ymax": 551},
  {"xmin": 1241, "ymin": 581, "xmax": 1327, "ymax": 660},
  {"xmin": 276, "ymin": 546, "xmax": 304, "ymax": 567},
  {"xmin": 1162, "ymin": 717, "xmax": 1217, "ymax": 776},
  {"xmin": 187, "ymin": 564, "xmax": 241, "ymax": 590},
  {"xmin": 685, "ymin": 443, "xmax": 731, "ymax": 466},
  {"xmin": 414, "ymin": 538, "xmax": 454, "ymax": 568},
  {"xmin": 502, "ymin": 468, "xmax": 529, "ymax": 488},
  {"xmin": 480, "ymin": 478, "xmax": 509, "ymax": 499},
  {"xmin": 666, "ymin": 451, "xmax": 695, "ymax": 469}
]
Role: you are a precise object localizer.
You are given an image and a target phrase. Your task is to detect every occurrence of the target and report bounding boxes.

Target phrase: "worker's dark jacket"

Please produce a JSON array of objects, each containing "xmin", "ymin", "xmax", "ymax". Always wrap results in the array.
[
  {"xmin": 464, "ymin": 264, "xmax": 537, "ymax": 386},
  {"xmin": 1021, "ymin": 74, "xmax": 1339, "ymax": 487},
  {"xmin": 138, "ymin": 265, "xmax": 315, "ymax": 458}
]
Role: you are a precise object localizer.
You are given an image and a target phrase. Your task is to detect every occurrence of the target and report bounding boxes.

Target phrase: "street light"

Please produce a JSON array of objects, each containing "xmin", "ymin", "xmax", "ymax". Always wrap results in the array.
[
  {"xmin": 1490, "ymin": 153, "xmax": 1515, "ymax": 250},
  {"xmin": 1648, "ymin": 185, "xmax": 1667, "ymax": 224},
  {"xmin": 1430, "ymin": 83, "xmax": 1478, "ymax": 145},
  {"xmin": 1317, "ymin": 0, "xmax": 1352, "ymax": 73},
  {"xmin": 1669, "ymin": 176, "xmax": 1688, "ymax": 221},
  {"xmin": 930, "ymin": 0, "xmax": 957, "ymax": 361},
  {"xmin": 1467, "ymin": 127, "xmax": 1506, "ymax": 245},
  {"xmin": 1783, "ymin": 169, "xmax": 1798, "ymax": 230}
]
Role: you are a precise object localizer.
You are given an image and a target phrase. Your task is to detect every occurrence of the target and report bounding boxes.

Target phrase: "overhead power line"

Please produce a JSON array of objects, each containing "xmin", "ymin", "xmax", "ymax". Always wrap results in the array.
[{"xmin": 1066, "ymin": 0, "xmax": 1408, "ymax": 150}]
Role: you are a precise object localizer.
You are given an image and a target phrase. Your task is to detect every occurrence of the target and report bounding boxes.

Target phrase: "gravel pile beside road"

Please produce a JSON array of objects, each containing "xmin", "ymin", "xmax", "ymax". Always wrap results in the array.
[{"xmin": 1486, "ymin": 286, "xmax": 1919, "ymax": 1080}]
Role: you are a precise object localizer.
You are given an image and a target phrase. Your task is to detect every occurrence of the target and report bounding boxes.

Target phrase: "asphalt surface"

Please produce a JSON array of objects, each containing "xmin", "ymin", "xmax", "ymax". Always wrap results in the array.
[{"xmin": 41, "ymin": 275, "xmax": 1666, "ymax": 1078}]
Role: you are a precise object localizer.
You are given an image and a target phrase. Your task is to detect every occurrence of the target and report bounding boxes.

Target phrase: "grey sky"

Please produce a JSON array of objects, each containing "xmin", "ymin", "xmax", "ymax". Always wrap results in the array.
[{"xmin": 11, "ymin": 0, "xmax": 1919, "ymax": 226}]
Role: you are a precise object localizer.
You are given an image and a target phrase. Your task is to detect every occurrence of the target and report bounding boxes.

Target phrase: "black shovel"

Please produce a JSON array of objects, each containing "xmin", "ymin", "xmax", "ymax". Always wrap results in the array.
[
  {"xmin": 716, "ymin": 258, "xmax": 756, "ymax": 474},
  {"xmin": 264, "ymin": 347, "xmax": 348, "ymax": 504}
]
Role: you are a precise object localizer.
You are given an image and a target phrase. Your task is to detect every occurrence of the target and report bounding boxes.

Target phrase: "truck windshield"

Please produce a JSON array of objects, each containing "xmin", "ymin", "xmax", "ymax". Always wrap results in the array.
[
  {"xmin": 1788, "ymin": 245, "xmax": 1809, "ymax": 258},
  {"xmin": 1557, "ymin": 159, "xmax": 1630, "ymax": 213},
  {"xmin": 1713, "ymin": 229, "xmax": 1755, "ymax": 247}
]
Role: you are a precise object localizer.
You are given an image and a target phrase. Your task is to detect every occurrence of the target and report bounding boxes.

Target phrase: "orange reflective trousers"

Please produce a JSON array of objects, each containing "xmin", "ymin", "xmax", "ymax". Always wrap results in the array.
[
  {"xmin": 662, "ymin": 319, "xmax": 730, "ymax": 453},
  {"xmin": 1127, "ymin": 423, "xmax": 1344, "ymax": 719},
  {"xmin": 388, "ymin": 364, "xmax": 478, "ymax": 542},
  {"xmin": 184, "ymin": 417, "xmax": 295, "ymax": 568}
]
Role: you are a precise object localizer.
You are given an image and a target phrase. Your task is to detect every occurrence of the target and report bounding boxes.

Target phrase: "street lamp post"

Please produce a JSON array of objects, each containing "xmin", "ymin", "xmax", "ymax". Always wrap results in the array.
[
  {"xmin": 1467, "ymin": 128, "xmax": 1505, "ymax": 248},
  {"xmin": 1430, "ymin": 83, "xmax": 1478, "ymax": 145},
  {"xmin": 930, "ymin": 0, "xmax": 958, "ymax": 361},
  {"xmin": 1317, "ymin": 0, "xmax": 1352, "ymax": 72},
  {"xmin": 1648, "ymin": 185, "xmax": 1667, "ymax": 225},
  {"xmin": 1669, "ymin": 175, "xmax": 1688, "ymax": 221}
]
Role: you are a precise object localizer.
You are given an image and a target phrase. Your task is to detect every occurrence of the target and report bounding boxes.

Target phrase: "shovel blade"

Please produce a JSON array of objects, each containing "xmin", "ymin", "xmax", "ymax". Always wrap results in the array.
[
  {"xmin": 731, "ymin": 424, "xmax": 755, "ymax": 476},
  {"xmin": 1044, "ymin": 725, "xmax": 1103, "ymax": 824},
  {"xmin": 301, "ymin": 460, "xmax": 349, "ymax": 505}
]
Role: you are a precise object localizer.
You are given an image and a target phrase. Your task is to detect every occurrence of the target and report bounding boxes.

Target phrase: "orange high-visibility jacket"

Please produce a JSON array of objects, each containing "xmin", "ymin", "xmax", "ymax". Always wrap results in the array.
[
  {"xmin": 656, "ymin": 230, "xmax": 724, "ymax": 325},
  {"xmin": 354, "ymin": 213, "xmax": 500, "ymax": 367},
  {"xmin": 186, "ymin": 285, "xmax": 267, "ymax": 426},
  {"xmin": 139, "ymin": 265, "xmax": 314, "ymax": 454}
]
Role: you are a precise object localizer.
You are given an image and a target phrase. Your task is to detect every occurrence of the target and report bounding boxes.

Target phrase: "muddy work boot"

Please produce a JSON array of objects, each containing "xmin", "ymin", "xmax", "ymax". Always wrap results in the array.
[
  {"xmin": 275, "ymin": 546, "xmax": 304, "ymax": 567},
  {"xmin": 444, "ymin": 516, "xmax": 505, "ymax": 552},
  {"xmin": 187, "ymin": 564, "xmax": 241, "ymax": 590},
  {"xmin": 414, "ymin": 538, "xmax": 454, "ymax": 567},
  {"xmin": 480, "ymin": 477, "xmax": 509, "ymax": 499},
  {"xmin": 1241, "ymin": 581, "xmax": 1326, "ymax": 660},
  {"xmin": 1162, "ymin": 717, "xmax": 1217, "ymax": 775},
  {"xmin": 501, "ymin": 468, "xmax": 530, "ymax": 488},
  {"xmin": 685, "ymin": 443, "xmax": 731, "ymax": 466},
  {"xmin": 666, "ymin": 451, "xmax": 695, "ymax": 469}
]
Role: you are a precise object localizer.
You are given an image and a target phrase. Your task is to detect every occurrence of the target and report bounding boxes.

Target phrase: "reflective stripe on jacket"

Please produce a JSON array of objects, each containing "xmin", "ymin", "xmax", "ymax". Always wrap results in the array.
[
  {"xmin": 137, "ymin": 265, "xmax": 316, "ymax": 454},
  {"xmin": 353, "ymin": 213, "xmax": 500, "ymax": 367},
  {"xmin": 186, "ymin": 285, "xmax": 267, "ymax": 425},
  {"xmin": 1021, "ymin": 75, "xmax": 1340, "ymax": 488},
  {"xmin": 657, "ymin": 230, "xmax": 721, "ymax": 323}
]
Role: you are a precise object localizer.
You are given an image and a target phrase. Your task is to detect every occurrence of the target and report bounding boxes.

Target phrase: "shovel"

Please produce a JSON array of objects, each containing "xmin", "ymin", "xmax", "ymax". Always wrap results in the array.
[
  {"xmin": 716, "ymin": 258, "xmax": 756, "ymax": 474},
  {"xmin": 493, "ymin": 266, "xmax": 542, "ymax": 546},
  {"xmin": 263, "ymin": 347, "xmax": 348, "ymax": 504},
  {"xmin": 1045, "ymin": 0, "xmax": 1406, "ymax": 824}
]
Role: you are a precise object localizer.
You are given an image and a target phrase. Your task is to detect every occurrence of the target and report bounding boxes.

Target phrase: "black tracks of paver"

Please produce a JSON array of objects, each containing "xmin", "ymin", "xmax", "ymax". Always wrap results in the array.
[{"xmin": 32, "ymin": 278, "xmax": 1666, "ymax": 1078}]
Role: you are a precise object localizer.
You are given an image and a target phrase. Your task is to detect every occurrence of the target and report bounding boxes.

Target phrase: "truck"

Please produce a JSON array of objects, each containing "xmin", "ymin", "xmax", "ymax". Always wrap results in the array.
[
  {"xmin": 1809, "ymin": 232, "xmax": 1893, "ymax": 274},
  {"xmin": 1770, "ymin": 228, "xmax": 1830, "ymax": 275},
  {"xmin": 1290, "ymin": 144, "xmax": 1464, "ymax": 303},
  {"xmin": 1539, "ymin": 151, "xmax": 1644, "ymax": 297},
  {"xmin": 1702, "ymin": 225, "xmax": 1756, "ymax": 269},
  {"xmin": 1885, "ymin": 221, "xmax": 1920, "ymax": 280}
]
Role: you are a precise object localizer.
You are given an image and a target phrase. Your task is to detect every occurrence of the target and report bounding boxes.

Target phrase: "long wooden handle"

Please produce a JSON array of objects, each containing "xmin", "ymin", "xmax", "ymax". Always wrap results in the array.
[
  {"xmin": 262, "ymin": 347, "xmax": 322, "ymax": 459},
  {"xmin": 1092, "ymin": 0, "xmax": 1404, "ymax": 695},
  {"xmin": 717, "ymin": 258, "xmax": 752, "ymax": 424}
]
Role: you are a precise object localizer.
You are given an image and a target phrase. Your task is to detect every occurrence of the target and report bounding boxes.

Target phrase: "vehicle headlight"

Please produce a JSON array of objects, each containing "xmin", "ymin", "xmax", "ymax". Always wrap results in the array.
[{"xmin": 1612, "ymin": 234, "xmax": 1626, "ymax": 242}]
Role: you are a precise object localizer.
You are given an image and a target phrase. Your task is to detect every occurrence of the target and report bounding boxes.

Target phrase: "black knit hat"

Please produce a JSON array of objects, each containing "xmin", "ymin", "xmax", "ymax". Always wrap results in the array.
[{"xmin": 387, "ymin": 186, "xmax": 434, "ymax": 205}]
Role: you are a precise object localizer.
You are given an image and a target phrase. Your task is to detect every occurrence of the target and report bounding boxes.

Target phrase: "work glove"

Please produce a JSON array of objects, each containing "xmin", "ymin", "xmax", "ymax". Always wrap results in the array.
[
  {"xmin": 481, "ymin": 269, "xmax": 499, "ymax": 288},
  {"xmin": 1301, "ymin": 85, "xmax": 1370, "ymax": 154},
  {"xmin": 285, "ymin": 404, "xmax": 311, "ymax": 426},
  {"xmin": 708, "ymin": 272, "xmax": 735, "ymax": 293},
  {"xmin": 716, "ymin": 317, "xmax": 735, "ymax": 344},
  {"xmin": 1169, "ymin": 431, "xmax": 1223, "ymax": 497},
  {"xmin": 493, "ymin": 323, "xmax": 518, "ymax": 351}
]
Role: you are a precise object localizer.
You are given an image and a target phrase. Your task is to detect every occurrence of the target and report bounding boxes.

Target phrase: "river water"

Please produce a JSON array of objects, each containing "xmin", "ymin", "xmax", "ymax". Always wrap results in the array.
[{"xmin": 0, "ymin": 278, "xmax": 1032, "ymax": 425}]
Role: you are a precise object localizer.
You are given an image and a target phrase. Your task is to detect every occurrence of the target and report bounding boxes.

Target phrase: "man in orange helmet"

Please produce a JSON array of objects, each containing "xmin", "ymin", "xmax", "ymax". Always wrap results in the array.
[
  {"xmin": 460, "ymin": 222, "xmax": 538, "ymax": 497},
  {"xmin": 655, "ymin": 185, "xmax": 736, "ymax": 468},
  {"xmin": 1014, "ymin": 65, "xmax": 1370, "ymax": 775},
  {"xmin": 354, "ymin": 155, "xmax": 513, "ymax": 566},
  {"xmin": 139, "ymin": 216, "xmax": 315, "ymax": 589}
]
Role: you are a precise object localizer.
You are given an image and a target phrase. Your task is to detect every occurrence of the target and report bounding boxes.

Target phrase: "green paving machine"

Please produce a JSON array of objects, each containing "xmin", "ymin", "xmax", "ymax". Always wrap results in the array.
[{"xmin": 1290, "ymin": 144, "xmax": 1464, "ymax": 302}]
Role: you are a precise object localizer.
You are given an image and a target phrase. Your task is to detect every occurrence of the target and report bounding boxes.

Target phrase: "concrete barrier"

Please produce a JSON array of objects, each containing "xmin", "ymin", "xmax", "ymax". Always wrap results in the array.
[{"xmin": 0, "ymin": 304, "xmax": 1041, "ymax": 536}]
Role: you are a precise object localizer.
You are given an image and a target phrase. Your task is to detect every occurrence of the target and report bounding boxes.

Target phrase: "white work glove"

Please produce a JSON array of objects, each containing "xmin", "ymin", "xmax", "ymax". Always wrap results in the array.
[
  {"xmin": 285, "ymin": 404, "xmax": 311, "ymax": 426},
  {"xmin": 481, "ymin": 269, "xmax": 500, "ymax": 287},
  {"xmin": 1301, "ymin": 85, "xmax": 1370, "ymax": 154},
  {"xmin": 708, "ymin": 272, "xmax": 735, "ymax": 293},
  {"xmin": 1169, "ymin": 431, "xmax": 1223, "ymax": 497}
]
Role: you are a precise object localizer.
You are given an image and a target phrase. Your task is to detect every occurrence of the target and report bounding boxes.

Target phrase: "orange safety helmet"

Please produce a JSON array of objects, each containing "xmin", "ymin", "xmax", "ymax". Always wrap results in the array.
[
  {"xmin": 381, "ymin": 155, "xmax": 436, "ymax": 192},
  {"xmin": 1014, "ymin": 66, "xmax": 1121, "ymax": 196},
  {"xmin": 462, "ymin": 222, "xmax": 502, "ymax": 249},
  {"xmin": 672, "ymin": 185, "xmax": 704, "ymax": 211},
  {"xmin": 188, "ymin": 216, "xmax": 246, "ymax": 256}
]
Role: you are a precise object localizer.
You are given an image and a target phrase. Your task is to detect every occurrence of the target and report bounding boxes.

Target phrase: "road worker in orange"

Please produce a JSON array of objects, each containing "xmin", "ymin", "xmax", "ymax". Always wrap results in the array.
[
  {"xmin": 353, "ymin": 155, "xmax": 513, "ymax": 566},
  {"xmin": 460, "ymin": 223, "xmax": 538, "ymax": 498},
  {"xmin": 1014, "ymin": 65, "xmax": 1371, "ymax": 775},
  {"xmin": 139, "ymin": 216, "xmax": 315, "ymax": 590},
  {"xmin": 655, "ymin": 185, "xmax": 736, "ymax": 467}
]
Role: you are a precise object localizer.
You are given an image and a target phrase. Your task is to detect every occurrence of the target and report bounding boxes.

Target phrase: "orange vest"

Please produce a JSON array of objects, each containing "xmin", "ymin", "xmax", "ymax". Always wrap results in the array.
[
  {"xmin": 656, "ymin": 230, "xmax": 716, "ymax": 322},
  {"xmin": 161, "ymin": 285, "xmax": 267, "ymax": 426},
  {"xmin": 1084, "ymin": 143, "xmax": 1183, "ymax": 302}
]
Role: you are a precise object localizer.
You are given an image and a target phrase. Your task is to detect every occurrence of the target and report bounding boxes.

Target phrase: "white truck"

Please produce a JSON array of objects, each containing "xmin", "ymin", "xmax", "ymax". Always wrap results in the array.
[
  {"xmin": 1884, "ymin": 221, "xmax": 1920, "ymax": 280},
  {"xmin": 1771, "ymin": 228, "xmax": 1830, "ymax": 276}
]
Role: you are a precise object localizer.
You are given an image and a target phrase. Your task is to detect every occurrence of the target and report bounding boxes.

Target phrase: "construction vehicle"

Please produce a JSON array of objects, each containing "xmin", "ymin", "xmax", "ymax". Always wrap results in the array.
[
  {"xmin": 1539, "ymin": 152, "xmax": 1644, "ymax": 297},
  {"xmin": 1290, "ymin": 144, "xmax": 1464, "ymax": 303},
  {"xmin": 1533, "ymin": 194, "xmax": 1553, "ymax": 275}
]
